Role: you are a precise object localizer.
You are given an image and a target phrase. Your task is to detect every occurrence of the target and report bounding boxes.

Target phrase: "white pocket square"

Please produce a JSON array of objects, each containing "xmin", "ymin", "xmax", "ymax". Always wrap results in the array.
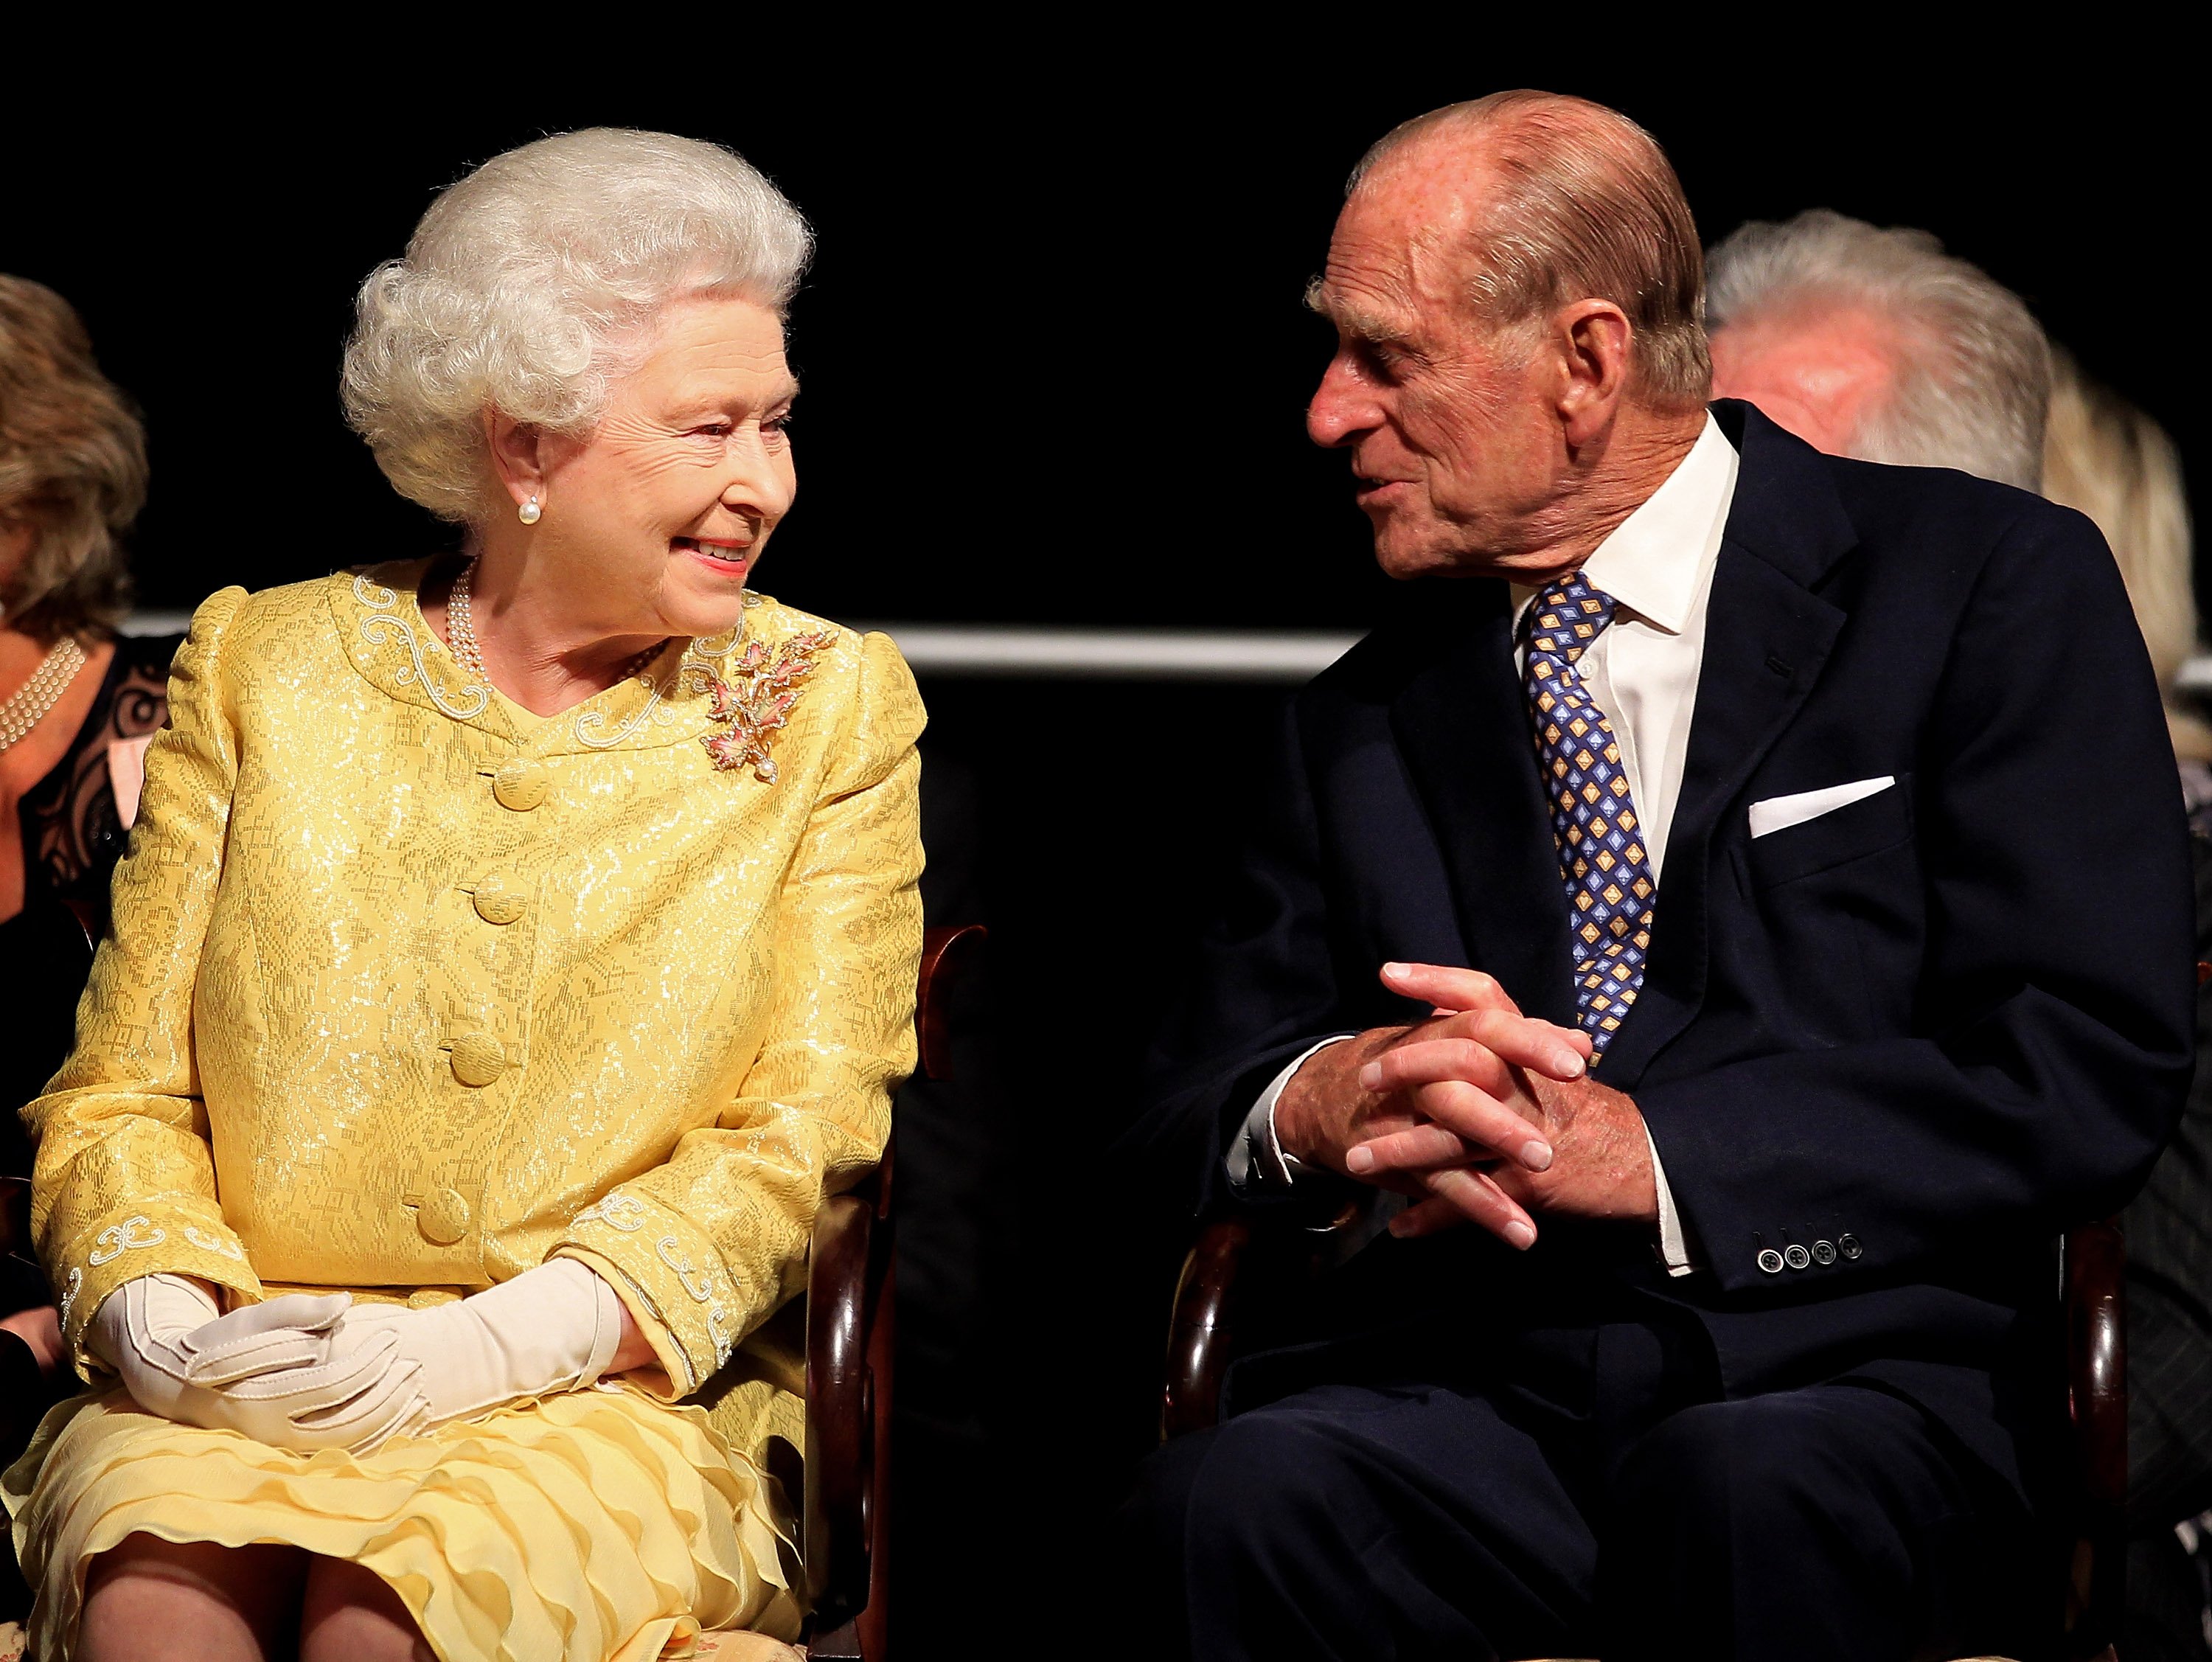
[{"xmin": 1747, "ymin": 776, "xmax": 1896, "ymax": 839}]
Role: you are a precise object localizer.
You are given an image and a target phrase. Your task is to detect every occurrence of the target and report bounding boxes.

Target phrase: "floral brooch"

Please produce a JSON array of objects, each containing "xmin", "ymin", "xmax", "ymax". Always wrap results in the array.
[{"xmin": 695, "ymin": 627, "xmax": 837, "ymax": 781}]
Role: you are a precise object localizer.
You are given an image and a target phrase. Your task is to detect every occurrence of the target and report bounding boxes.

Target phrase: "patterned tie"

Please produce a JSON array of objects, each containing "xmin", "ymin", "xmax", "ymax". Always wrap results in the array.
[{"xmin": 1523, "ymin": 571, "xmax": 1655, "ymax": 1059}]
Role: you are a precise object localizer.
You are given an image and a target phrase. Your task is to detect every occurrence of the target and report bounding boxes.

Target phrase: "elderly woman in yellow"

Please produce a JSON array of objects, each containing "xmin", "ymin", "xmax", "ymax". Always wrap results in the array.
[{"xmin": 3, "ymin": 128, "xmax": 922, "ymax": 1662}]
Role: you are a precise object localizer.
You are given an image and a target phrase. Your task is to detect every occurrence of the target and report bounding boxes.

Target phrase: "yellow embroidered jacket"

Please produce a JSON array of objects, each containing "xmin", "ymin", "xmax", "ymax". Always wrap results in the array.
[{"xmin": 25, "ymin": 563, "xmax": 923, "ymax": 1421}]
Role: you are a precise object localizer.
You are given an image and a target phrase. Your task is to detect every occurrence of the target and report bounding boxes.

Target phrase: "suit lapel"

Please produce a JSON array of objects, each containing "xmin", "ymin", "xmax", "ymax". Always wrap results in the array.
[
  {"xmin": 1388, "ymin": 587, "xmax": 1580, "ymax": 1028},
  {"xmin": 1600, "ymin": 404, "xmax": 1856, "ymax": 1084}
]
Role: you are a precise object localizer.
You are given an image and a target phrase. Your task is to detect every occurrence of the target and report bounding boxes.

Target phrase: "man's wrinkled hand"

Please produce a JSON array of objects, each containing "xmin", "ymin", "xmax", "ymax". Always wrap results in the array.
[
  {"xmin": 1352, "ymin": 1062, "xmax": 1659, "ymax": 1241},
  {"xmin": 1273, "ymin": 962, "xmax": 1594, "ymax": 1250}
]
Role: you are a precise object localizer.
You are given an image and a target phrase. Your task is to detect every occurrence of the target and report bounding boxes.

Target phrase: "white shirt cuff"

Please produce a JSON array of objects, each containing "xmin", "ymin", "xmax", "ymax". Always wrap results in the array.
[
  {"xmin": 1647, "ymin": 1122, "xmax": 1694, "ymax": 1276},
  {"xmin": 1226, "ymin": 1036, "xmax": 1356, "ymax": 1192}
]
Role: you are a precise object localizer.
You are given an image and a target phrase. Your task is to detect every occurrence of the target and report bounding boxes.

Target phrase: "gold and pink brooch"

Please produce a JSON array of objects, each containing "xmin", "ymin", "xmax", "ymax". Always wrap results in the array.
[{"xmin": 696, "ymin": 628, "xmax": 837, "ymax": 782}]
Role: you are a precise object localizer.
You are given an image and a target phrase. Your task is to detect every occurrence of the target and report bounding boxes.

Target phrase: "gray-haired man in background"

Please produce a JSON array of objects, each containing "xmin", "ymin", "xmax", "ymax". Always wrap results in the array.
[
  {"xmin": 1706, "ymin": 209, "xmax": 2048, "ymax": 488},
  {"xmin": 1708, "ymin": 209, "xmax": 2212, "ymax": 1662}
]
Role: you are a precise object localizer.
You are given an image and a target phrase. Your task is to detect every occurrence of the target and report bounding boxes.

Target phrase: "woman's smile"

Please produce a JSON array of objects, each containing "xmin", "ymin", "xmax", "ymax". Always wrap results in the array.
[{"xmin": 671, "ymin": 535, "xmax": 751, "ymax": 578}]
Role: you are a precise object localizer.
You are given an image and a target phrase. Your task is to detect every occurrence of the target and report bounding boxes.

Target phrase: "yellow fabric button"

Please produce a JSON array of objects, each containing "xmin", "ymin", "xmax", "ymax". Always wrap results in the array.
[
  {"xmin": 416, "ymin": 1189, "xmax": 472, "ymax": 1245},
  {"xmin": 491, "ymin": 759, "xmax": 548, "ymax": 812},
  {"xmin": 472, "ymin": 874, "xmax": 526, "ymax": 925},
  {"xmin": 448, "ymin": 1031, "xmax": 507, "ymax": 1087}
]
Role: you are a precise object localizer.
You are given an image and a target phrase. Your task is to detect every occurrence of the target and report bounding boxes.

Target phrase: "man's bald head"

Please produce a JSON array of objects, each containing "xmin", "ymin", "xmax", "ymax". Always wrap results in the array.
[{"xmin": 1345, "ymin": 92, "xmax": 1711, "ymax": 413}]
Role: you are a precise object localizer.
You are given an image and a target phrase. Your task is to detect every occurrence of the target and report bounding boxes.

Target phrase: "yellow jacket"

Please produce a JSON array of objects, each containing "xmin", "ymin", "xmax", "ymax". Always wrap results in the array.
[{"xmin": 26, "ymin": 563, "xmax": 923, "ymax": 1422}]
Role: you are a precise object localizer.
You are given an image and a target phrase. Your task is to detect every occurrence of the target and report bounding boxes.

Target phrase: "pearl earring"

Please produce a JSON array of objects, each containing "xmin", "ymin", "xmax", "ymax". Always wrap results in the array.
[{"xmin": 518, "ymin": 496, "xmax": 542, "ymax": 526}]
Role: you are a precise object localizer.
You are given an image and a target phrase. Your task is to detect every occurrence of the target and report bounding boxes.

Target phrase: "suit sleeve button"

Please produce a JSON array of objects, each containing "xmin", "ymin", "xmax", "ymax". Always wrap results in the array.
[
  {"xmin": 1756, "ymin": 1248, "xmax": 1785, "ymax": 1275},
  {"xmin": 1783, "ymin": 1244, "xmax": 1811, "ymax": 1270},
  {"xmin": 1838, "ymin": 1234, "xmax": 1863, "ymax": 1260},
  {"xmin": 1811, "ymin": 1239, "xmax": 1837, "ymax": 1265}
]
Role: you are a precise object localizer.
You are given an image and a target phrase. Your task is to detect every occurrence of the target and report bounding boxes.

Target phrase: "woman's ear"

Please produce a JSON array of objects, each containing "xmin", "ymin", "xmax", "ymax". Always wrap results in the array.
[{"xmin": 482, "ymin": 410, "xmax": 547, "ymax": 513}]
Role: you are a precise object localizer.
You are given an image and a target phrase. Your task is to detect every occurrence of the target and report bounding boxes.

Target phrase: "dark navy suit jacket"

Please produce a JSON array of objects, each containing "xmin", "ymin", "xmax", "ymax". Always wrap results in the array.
[{"xmin": 1128, "ymin": 402, "xmax": 2197, "ymax": 1493}]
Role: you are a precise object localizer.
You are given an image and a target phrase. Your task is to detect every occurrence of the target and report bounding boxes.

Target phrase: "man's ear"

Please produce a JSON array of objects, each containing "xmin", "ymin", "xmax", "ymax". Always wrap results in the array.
[
  {"xmin": 1554, "ymin": 299, "xmax": 1633, "ymax": 448},
  {"xmin": 482, "ymin": 409, "xmax": 548, "ymax": 514}
]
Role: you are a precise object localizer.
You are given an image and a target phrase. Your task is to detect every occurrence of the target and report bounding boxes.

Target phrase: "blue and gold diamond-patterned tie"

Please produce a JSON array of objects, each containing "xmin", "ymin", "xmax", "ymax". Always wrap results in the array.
[{"xmin": 1523, "ymin": 571, "xmax": 1655, "ymax": 1060}]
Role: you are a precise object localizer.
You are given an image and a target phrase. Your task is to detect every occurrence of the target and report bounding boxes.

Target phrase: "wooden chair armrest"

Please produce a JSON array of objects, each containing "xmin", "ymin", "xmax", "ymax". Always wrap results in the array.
[
  {"xmin": 916, "ymin": 924, "xmax": 985, "ymax": 1084},
  {"xmin": 803, "ymin": 922, "xmax": 978, "ymax": 1656},
  {"xmin": 1161, "ymin": 1217, "xmax": 1253, "ymax": 1441},
  {"xmin": 2063, "ymin": 1218, "xmax": 2125, "ymax": 1659},
  {"xmin": 1161, "ymin": 1195, "xmax": 1369, "ymax": 1441},
  {"xmin": 805, "ymin": 1189, "xmax": 874, "ymax": 1619}
]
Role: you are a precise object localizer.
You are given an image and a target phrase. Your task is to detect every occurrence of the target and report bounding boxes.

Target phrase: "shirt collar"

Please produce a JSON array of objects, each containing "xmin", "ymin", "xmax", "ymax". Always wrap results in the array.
[{"xmin": 1510, "ymin": 412, "xmax": 1739, "ymax": 634}]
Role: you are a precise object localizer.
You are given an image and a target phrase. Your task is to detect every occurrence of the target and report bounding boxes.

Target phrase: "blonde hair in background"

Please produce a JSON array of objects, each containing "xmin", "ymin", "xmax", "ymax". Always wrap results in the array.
[
  {"xmin": 343, "ymin": 128, "xmax": 812, "ymax": 524},
  {"xmin": 0, "ymin": 274, "xmax": 145, "ymax": 641},
  {"xmin": 1346, "ymin": 91, "xmax": 1713, "ymax": 413},
  {"xmin": 2043, "ymin": 348, "xmax": 2207, "ymax": 760}
]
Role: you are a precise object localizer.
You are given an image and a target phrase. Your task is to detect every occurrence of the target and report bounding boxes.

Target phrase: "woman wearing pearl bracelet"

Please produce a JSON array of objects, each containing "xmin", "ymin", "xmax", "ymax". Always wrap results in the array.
[{"xmin": 4, "ymin": 131, "xmax": 922, "ymax": 1662}]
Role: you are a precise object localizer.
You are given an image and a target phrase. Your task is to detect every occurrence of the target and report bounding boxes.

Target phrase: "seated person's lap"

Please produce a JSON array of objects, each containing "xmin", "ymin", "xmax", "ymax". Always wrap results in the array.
[{"xmin": 1140, "ymin": 1375, "xmax": 2041, "ymax": 1662}]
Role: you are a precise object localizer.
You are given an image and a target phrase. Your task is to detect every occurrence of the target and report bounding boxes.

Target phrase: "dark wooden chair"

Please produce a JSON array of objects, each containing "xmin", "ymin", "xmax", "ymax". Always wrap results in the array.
[
  {"xmin": 0, "ymin": 919, "xmax": 988, "ymax": 1662},
  {"xmin": 803, "ymin": 921, "xmax": 985, "ymax": 1662},
  {"xmin": 1161, "ymin": 1207, "xmax": 2128, "ymax": 1662}
]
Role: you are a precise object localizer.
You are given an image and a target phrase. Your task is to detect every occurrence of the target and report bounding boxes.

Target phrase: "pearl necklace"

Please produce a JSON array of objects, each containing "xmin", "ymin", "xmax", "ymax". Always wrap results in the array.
[
  {"xmin": 0, "ymin": 635, "xmax": 90, "ymax": 757},
  {"xmin": 446, "ymin": 560, "xmax": 667, "ymax": 691}
]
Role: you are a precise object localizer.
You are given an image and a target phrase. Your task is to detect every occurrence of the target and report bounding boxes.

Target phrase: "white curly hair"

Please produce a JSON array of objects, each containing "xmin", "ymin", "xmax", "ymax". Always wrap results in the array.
[{"xmin": 341, "ymin": 128, "xmax": 811, "ymax": 523}]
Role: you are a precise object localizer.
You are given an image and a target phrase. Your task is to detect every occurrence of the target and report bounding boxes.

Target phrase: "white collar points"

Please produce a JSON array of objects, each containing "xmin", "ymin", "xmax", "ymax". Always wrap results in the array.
[{"xmin": 1568, "ymin": 416, "xmax": 1738, "ymax": 636}]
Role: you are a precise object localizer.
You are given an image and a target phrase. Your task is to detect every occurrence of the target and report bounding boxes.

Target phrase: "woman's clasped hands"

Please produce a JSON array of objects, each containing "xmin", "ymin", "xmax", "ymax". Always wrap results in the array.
[
  {"xmin": 88, "ymin": 1275, "xmax": 425, "ymax": 1453},
  {"xmin": 88, "ymin": 1259, "xmax": 630, "ymax": 1456}
]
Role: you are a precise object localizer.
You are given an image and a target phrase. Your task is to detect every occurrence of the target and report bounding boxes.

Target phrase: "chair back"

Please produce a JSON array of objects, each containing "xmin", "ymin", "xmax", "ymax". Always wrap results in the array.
[{"xmin": 804, "ymin": 922, "xmax": 984, "ymax": 1661}]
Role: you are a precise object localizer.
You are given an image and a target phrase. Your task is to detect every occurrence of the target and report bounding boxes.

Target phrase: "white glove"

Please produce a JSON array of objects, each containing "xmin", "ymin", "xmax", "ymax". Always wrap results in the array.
[
  {"xmin": 305, "ymin": 1260, "xmax": 625, "ymax": 1444},
  {"xmin": 88, "ymin": 1274, "xmax": 427, "ymax": 1453}
]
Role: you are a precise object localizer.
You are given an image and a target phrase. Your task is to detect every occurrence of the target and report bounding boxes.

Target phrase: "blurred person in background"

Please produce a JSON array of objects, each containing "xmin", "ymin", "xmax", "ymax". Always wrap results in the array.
[
  {"xmin": 1704, "ymin": 208, "xmax": 2048, "ymax": 489},
  {"xmin": 0, "ymin": 277, "xmax": 182, "ymax": 1531},
  {"xmin": 1708, "ymin": 215, "xmax": 2212, "ymax": 1662},
  {"xmin": 2045, "ymin": 351, "xmax": 2212, "ymax": 813},
  {"xmin": 2045, "ymin": 351, "xmax": 2212, "ymax": 1662},
  {"xmin": 3, "ymin": 130, "xmax": 922, "ymax": 1662}
]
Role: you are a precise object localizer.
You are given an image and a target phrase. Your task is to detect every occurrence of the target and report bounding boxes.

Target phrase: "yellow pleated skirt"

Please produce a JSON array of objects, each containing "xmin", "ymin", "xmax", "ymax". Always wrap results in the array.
[{"xmin": 1, "ymin": 1381, "xmax": 803, "ymax": 1662}]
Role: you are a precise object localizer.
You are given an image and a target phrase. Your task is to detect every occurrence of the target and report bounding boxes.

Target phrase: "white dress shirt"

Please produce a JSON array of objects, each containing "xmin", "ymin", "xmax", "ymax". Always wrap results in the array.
[{"xmin": 1228, "ymin": 415, "xmax": 1742, "ymax": 1277}]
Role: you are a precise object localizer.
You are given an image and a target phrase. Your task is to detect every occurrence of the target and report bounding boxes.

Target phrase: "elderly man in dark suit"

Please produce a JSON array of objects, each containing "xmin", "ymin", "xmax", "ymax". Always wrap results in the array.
[{"xmin": 1125, "ymin": 91, "xmax": 2196, "ymax": 1662}]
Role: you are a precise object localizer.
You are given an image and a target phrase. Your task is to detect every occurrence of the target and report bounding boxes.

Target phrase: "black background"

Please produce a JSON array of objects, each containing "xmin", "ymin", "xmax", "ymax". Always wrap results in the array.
[
  {"xmin": 3, "ymin": 51, "xmax": 2202, "ymax": 627},
  {"xmin": 6, "ymin": 43, "xmax": 2199, "ymax": 1652}
]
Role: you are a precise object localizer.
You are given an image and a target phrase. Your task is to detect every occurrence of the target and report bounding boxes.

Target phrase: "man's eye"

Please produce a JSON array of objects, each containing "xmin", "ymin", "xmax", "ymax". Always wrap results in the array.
[
  {"xmin": 1343, "ymin": 342, "xmax": 1397, "ymax": 384},
  {"xmin": 764, "ymin": 412, "xmax": 793, "ymax": 434},
  {"xmin": 690, "ymin": 422, "xmax": 734, "ymax": 439}
]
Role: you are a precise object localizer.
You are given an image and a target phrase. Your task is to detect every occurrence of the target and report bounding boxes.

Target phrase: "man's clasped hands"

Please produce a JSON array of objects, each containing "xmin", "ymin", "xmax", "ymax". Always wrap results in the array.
[
  {"xmin": 1271, "ymin": 962, "xmax": 1661, "ymax": 1245},
  {"xmin": 87, "ymin": 1259, "xmax": 641, "ymax": 1453}
]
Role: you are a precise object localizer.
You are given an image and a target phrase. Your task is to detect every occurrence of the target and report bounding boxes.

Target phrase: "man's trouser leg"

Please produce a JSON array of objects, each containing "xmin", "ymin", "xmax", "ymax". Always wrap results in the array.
[
  {"xmin": 1604, "ymin": 1383, "xmax": 2043, "ymax": 1662},
  {"xmin": 1146, "ymin": 1380, "xmax": 1601, "ymax": 1662}
]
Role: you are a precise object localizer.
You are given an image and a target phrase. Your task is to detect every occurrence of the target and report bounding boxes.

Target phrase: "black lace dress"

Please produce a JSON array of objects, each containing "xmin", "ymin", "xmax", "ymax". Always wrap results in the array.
[
  {"xmin": 0, "ymin": 633, "xmax": 177, "ymax": 1610},
  {"xmin": 1, "ymin": 633, "xmax": 180, "ymax": 1402},
  {"xmin": 1, "ymin": 633, "xmax": 179, "ymax": 1166},
  {"xmin": 0, "ymin": 633, "xmax": 179, "ymax": 1616}
]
